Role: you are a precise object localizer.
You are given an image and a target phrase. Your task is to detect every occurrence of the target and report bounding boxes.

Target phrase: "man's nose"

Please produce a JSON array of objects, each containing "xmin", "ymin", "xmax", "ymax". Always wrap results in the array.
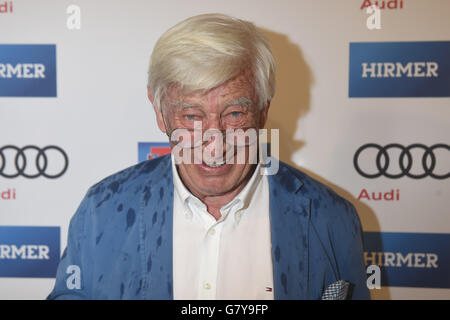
[{"xmin": 201, "ymin": 118, "xmax": 226, "ymax": 157}]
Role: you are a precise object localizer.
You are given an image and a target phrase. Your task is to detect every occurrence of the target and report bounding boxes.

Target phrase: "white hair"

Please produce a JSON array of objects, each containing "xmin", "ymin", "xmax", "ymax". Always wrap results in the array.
[{"xmin": 147, "ymin": 13, "xmax": 276, "ymax": 111}]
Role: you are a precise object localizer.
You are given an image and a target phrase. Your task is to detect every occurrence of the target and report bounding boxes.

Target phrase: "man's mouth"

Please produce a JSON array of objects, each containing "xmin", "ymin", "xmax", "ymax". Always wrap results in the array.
[{"xmin": 203, "ymin": 159, "xmax": 226, "ymax": 168}]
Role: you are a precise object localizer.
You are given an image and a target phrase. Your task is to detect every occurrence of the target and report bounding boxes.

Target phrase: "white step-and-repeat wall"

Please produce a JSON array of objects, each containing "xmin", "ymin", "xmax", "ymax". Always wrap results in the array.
[{"xmin": 0, "ymin": 0, "xmax": 449, "ymax": 299}]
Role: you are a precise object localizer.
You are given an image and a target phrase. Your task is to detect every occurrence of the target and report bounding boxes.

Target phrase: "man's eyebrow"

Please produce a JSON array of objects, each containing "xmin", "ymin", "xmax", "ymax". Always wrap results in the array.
[
  {"xmin": 180, "ymin": 102, "xmax": 200, "ymax": 109},
  {"xmin": 225, "ymin": 97, "xmax": 253, "ymax": 108},
  {"xmin": 169, "ymin": 101, "xmax": 200, "ymax": 109}
]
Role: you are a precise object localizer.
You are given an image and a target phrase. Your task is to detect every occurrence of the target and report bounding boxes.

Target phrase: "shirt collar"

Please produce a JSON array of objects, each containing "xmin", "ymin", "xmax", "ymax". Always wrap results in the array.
[
  {"xmin": 171, "ymin": 154, "xmax": 195, "ymax": 206},
  {"xmin": 171, "ymin": 154, "xmax": 263, "ymax": 214}
]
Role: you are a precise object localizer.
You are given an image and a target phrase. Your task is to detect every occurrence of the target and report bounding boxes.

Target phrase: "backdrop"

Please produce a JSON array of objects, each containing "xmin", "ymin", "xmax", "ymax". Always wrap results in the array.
[{"xmin": 0, "ymin": 0, "xmax": 449, "ymax": 299}]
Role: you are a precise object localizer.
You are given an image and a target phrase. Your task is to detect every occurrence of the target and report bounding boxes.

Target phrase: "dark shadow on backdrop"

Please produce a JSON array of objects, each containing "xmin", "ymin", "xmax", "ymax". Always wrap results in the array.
[
  {"xmin": 259, "ymin": 28, "xmax": 387, "ymax": 299},
  {"xmin": 261, "ymin": 28, "xmax": 311, "ymax": 161}
]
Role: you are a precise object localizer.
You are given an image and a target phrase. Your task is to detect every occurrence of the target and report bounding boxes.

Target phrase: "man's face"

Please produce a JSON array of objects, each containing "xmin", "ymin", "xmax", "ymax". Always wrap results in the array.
[{"xmin": 151, "ymin": 71, "xmax": 269, "ymax": 200}]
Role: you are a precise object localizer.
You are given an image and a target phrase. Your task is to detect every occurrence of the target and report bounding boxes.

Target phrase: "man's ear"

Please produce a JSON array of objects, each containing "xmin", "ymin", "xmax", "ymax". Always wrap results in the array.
[
  {"xmin": 259, "ymin": 101, "xmax": 271, "ymax": 129},
  {"xmin": 148, "ymin": 87, "xmax": 167, "ymax": 134}
]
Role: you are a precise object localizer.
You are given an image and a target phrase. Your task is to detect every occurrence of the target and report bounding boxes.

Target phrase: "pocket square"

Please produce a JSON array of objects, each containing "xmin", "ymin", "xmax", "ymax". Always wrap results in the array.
[{"xmin": 321, "ymin": 280, "xmax": 350, "ymax": 300}]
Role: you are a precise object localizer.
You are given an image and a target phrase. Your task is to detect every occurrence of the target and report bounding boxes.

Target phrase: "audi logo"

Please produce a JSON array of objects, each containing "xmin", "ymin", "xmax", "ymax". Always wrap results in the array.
[
  {"xmin": 353, "ymin": 143, "xmax": 449, "ymax": 179},
  {"xmin": 0, "ymin": 145, "xmax": 69, "ymax": 179}
]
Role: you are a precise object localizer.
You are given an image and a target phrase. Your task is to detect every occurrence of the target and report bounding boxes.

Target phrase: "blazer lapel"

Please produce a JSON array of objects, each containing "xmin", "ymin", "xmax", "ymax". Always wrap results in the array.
[
  {"xmin": 268, "ymin": 163, "xmax": 311, "ymax": 299},
  {"xmin": 138, "ymin": 155, "xmax": 174, "ymax": 299}
]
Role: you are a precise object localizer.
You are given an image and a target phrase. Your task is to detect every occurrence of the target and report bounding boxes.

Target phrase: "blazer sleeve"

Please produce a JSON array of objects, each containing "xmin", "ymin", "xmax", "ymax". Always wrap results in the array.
[
  {"xmin": 340, "ymin": 204, "xmax": 370, "ymax": 300},
  {"xmin": 46, "ymin": 191, "xmax": 93, "ymax": 300}
]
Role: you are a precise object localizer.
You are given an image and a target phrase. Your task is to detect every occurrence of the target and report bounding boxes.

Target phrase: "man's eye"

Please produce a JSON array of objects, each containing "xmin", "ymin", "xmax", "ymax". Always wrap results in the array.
[
  {"xmin": 230, "ymin": 112, "xmax": 243, "ymax": 118},
  {"xmin": 184, "ymin": 114, "xmax": 198, "ymax": 120}
]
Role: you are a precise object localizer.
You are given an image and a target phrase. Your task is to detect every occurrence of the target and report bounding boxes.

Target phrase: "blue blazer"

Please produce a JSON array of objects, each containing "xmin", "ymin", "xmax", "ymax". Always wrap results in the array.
[{"xmin": 48, "ymin": 155, "xmax": 369, "ymax": 300}]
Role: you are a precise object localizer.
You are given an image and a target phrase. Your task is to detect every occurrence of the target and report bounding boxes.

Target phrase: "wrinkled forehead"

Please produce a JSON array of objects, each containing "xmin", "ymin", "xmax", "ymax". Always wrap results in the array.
[{"xmin": 163, "ymin": 70, "xmax": 259, "ymax": 112}]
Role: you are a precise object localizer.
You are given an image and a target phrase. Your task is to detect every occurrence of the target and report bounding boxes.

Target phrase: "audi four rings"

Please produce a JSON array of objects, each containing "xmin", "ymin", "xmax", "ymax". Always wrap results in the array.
[
  {"xmin": 0, "ymin": 145, "xmax": 69, "ymax": 179},
  {"xmin": 353, "ymin": 143, "xmax": 450, "ymax": 179}
]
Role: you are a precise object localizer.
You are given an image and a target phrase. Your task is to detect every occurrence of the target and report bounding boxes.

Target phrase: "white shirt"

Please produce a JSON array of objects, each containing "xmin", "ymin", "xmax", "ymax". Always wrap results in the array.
[{"xmin": 172, "ymin": 155, "xmax": 274, "ymax": 299}]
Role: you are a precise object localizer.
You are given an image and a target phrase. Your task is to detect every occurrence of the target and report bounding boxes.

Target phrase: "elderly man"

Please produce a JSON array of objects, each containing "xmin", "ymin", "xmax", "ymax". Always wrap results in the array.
[{"xmin": 48, "ymin": 14, "xmax": 369, "ymax": 300}]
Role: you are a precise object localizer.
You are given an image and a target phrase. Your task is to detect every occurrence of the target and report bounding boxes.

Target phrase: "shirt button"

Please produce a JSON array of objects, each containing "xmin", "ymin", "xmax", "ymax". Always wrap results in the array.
[
  {"xmin": 208, "ymin": 228, "xmax": 216, "ymax": 236},
  {"xmin": 204, "ymin": 283, "xmax": 211, "ymax": 290},
  {"xmin": 235, "ymin": 212, "xmax": 242, "ymax": 220},
  {"xmin": 185, "ymin": 212, "xmax": 191, "ymax": 220}
]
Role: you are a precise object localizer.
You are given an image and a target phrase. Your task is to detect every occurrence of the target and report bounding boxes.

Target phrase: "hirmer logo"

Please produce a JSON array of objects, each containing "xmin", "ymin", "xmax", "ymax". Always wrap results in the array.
[
  {"xmin": 0, "ymin": 244, "xmax": 50, "ymax": 260},
  {"xmin": 364, "ymin": 251, "xmax": 438, "ymax": 268},
  {"xmin": 349, "ymin": 41, "xmax": 450, "ymax": 97},
  {"xmin": 0, "ymin": 63, "xmax": 46, "ymax": 79},
  {"xmin": 0, "ymin": 226, "xmax": 60, "ymax": 278},
  {"xmin": 361, "ymin": 61, "xmax": 438, "ymax": 78},
  {"xmin": 0, "ymin": 44, "xmax": 57, "ymax": 97},
  {"xmin": 363, "ymin": 232, "xmax": 450, "ymax": 288}
]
